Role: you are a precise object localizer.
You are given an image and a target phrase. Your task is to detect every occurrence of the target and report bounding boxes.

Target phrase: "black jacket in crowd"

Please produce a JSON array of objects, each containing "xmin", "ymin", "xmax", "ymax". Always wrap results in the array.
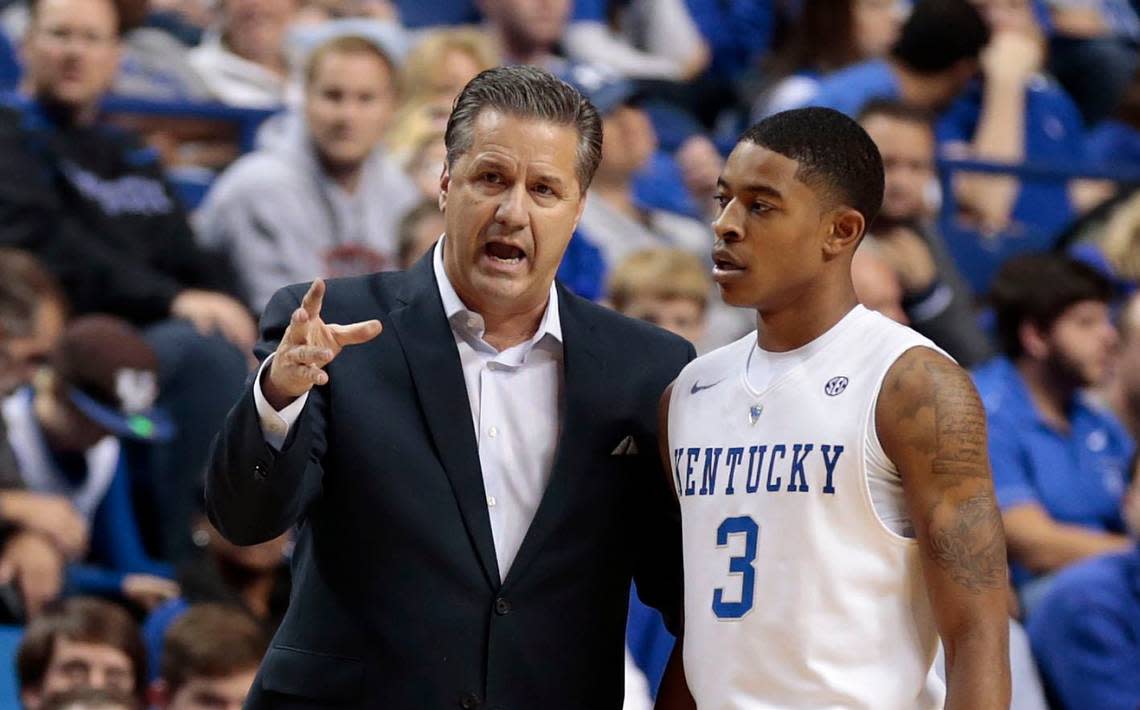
[{"xmin": 0, "ymin": 97, "xmax": 238, "ymax": 324}]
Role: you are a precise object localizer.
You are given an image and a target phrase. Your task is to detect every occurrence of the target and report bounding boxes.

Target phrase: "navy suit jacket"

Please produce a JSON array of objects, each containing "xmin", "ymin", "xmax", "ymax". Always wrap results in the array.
[{"xmin": 205, "ymin": 252, "xmax": 694, "ymax": 709}]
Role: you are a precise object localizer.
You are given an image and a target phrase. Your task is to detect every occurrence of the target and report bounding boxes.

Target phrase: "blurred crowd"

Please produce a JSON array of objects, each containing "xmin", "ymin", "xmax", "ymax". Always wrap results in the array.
[{"xmin": 0, "ymin": 0, "xmax": 1136, "ymax": 707}]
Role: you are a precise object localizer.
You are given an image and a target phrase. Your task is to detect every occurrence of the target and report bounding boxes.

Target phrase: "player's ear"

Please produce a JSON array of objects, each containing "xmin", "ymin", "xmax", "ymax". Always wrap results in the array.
[{"xmin": 823, "ymin": 208, "xmax": 865, "ymax": 258}]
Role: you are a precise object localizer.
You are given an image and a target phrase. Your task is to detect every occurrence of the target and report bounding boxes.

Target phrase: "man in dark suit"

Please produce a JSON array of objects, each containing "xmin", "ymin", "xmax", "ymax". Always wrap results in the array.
[{"xmin": 205, "ymin": 65, "xmax": 695, "ymax": 709}]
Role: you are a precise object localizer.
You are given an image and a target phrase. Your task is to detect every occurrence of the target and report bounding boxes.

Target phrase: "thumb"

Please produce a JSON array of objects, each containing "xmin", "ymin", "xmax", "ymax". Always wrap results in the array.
[{"xmin": 329, "ymin": 320, "xmax": 383, "ymax": 347}]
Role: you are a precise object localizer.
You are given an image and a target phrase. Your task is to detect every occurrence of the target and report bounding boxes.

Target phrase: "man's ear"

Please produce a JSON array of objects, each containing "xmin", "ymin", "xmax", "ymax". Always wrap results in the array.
[
  {"xmin": 823, "ymin": 208, "xmax": 865, "ymax": 258},
  {"xmin": 21, "ymin": 688, "xmax": 42, "ymax": 710},
  {"xmin": 572, "ymin": 189, "xmax": 588, "ymax": 231},
  {"xmin": 438, "ymin": 163, "xmax": 450, "ymax": 213},
  {"xmin": 1020, "ymin": 321, "xmax": 1050, "ymax": 361}
]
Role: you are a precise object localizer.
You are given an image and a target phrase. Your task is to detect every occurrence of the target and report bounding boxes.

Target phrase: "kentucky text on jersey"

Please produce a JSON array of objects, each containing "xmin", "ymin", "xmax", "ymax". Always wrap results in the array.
[{"xmin": 672, "ymin": 444, "xmax": 845, "ymax": 497}]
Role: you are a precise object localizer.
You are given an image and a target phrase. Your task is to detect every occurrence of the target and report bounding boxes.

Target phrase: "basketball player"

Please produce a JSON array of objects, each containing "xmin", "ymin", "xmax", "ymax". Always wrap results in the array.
[{"xmin": 655, "ymin": 108, "xmax": 1010, "ymax": 709}]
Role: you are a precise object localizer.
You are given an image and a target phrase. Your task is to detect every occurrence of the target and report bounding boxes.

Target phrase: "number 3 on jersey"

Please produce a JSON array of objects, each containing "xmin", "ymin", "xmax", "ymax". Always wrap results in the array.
[{"xmin": 712, "ymin": 516, "xmax": 759, "ymax": 619}]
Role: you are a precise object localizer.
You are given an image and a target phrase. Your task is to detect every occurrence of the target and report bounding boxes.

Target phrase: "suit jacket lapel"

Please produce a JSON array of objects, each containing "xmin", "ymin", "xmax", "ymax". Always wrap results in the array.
[
  {"xmin": 387, "ymin": 255, "xmax": 501, "ymax": 589},
  {"xmin": 503, "ymin": 286, "xmax": 603, "ymax": 589}
]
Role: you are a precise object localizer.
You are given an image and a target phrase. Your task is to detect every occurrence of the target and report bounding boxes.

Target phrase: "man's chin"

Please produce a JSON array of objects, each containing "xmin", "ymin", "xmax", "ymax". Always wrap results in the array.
[
  {"xmin": 716, "ymin": 284, "xmax": 752, "ymax": 309},
  {"xmin": 319, "ymin": 147, "xmax": 369, "ymax": 167},
  {"xmin": 44, "ymin": 88, "xmax": 92, "ymax": 110}
]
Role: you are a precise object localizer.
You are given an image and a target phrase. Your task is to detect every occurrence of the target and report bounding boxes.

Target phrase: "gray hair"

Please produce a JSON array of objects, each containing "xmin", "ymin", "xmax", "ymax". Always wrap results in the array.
[{"xmin": 444, "ymin": 65, "xmax": 603, "ymax": 193}]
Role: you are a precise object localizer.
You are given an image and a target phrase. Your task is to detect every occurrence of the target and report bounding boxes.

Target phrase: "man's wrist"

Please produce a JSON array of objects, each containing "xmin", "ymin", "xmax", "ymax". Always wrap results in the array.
[{"xmin": 261, "ymin": 364, "xmax": 299, "ymax": 412}]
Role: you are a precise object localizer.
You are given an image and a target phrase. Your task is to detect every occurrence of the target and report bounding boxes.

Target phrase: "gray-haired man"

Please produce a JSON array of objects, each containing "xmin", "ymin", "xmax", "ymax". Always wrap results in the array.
[{"xmin": 206, "ymin": 65, "xmax": 694, "ymax": 709}]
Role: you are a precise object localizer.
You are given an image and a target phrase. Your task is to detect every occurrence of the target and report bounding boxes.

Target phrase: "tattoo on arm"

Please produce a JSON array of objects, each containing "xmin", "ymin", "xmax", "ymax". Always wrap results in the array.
[
  {"xmin": 927, "ymin": 494, "xmax": 1006, "ymax": 592},
  {"xmin": 928, "ymin": 366, "xmax": 989, "ymax": 479},
  {"xmin": 884, "ymin": 349, "xmax": 1009, "ymax": 595}
]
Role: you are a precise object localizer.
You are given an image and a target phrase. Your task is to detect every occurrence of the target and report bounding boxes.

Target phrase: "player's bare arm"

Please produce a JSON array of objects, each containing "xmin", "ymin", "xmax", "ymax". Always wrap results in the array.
[
  {"xmin": 653, "ymin": 382, "xmax": 698, "ymax": 710},
  {"xmin": 877, "ymin": 347, "xmax": 1011, "ymax": 710}
]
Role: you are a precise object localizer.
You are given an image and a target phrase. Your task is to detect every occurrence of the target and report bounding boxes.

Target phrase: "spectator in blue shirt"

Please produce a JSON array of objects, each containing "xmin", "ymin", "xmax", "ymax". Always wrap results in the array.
[
  {"xmin": 755, "ymin": 0, "xmax": 904, "ymax": 118},
  {"xmin": 1085, "ymin": 65, "xmax": 1140, "ymax": 170},
  {"xmin": 480, "ymin": 0, "xmax": 571, "ymax": 69},
  {"xmin": 684, "ymin": 0, "xmax": 773, "ymax": 82},
  {"xmin": 2, "ymin": 316, "xmax": 178, "ymax": 611},
  {"xmin": 1045, "ymin": 0, "xmax": 1140, "ymax": 124},
  {"xmin": 1027, "ymin": 460, "xmax": 1140, "ymax": 710},
  {"xmin": 805, "ymin": 0, "xmax": 990, "ymax": 119},
  {"xmin": 936, "ymin": 0, "xmax": 1094, "ymax": 292},
  {"xmin": 393, "ymin": 0, "xmax": 479, "ymax": 28},
  {"xmin": 973, "ymin": 253, "xmax": 1134, "ymax": 611},
  {"xmin": 563, "ymin": 0, "xmax": 710, "ymax": 81}
]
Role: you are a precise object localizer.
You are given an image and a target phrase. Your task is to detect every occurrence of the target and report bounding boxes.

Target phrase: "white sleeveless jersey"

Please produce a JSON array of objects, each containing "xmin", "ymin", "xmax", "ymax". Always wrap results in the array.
[{"xmin": 668, "ymin": 306, "xmax": 946, "ymax": 710}]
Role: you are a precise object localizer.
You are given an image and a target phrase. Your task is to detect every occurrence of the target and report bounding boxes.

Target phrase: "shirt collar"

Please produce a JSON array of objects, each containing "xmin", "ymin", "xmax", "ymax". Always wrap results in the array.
[
  {"xmin": 985, "ymin": 357, "xmax": 1107, "ymax": 432},
  {"xmin": 432, "ymin": 236, "xmax": 562, "ymax": 348}
]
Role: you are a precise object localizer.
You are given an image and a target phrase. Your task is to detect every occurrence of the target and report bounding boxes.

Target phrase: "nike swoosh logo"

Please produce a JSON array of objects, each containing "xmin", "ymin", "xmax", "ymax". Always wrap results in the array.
[{"xmin": 690, "ymin": 379, "xmax": 724, "ymax": 395}]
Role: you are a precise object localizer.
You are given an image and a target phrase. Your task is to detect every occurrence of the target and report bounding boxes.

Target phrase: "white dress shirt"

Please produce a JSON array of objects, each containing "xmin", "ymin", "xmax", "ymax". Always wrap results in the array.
[{"xmin": 254, "ymin": 238, "xmax": 564, "ymax": 581}]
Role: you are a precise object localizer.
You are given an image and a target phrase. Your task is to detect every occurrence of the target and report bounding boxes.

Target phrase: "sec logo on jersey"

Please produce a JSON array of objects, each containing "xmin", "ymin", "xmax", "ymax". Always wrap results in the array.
[{"xmin": 824, "ymin": 376, "xmax": 849, "ymax": 396}]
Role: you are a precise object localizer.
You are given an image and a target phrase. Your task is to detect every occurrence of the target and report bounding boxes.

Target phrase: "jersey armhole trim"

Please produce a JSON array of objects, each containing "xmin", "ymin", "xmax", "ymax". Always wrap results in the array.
[{"xmin": 858, "ymin": 344, "xmax": 946, "ymax": 547}]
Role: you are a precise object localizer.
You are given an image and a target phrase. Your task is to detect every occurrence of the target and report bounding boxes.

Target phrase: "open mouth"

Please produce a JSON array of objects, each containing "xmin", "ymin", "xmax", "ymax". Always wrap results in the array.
[
  {"xmin": 485, "ymin": 242, "xmax": 527, "ymax": 264},
  {"xmin": 712, "ymin": 250, "xmax": 744, "ymax": 272}
]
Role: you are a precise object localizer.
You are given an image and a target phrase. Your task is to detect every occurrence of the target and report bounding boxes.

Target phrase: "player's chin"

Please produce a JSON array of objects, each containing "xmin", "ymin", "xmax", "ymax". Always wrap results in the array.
[{"xmin": 716, "ymin": 282, "xmax": 754, "ymax": 308}]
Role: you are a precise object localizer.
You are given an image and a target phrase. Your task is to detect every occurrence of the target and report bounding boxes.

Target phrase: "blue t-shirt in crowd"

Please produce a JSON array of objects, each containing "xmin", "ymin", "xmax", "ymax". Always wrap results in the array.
[
  {"xmin": 633, "ymin": 150, "xmax": 702, "ymax": 220},
  {"xmin": 936, "ymin": 77, "xmax": 1086, "ymax": 292},
  {"xmin": 0, "ymin": 32, "xmax": 19, "ymax": 93},
  {"xmin": 1027, "ymin": 546, "xmax": 1140, "ymax": 710},
  {"xmin": 1086, "ymin": 119, "xmax": 1140, "ymax": 171},
  {"xmin": 684, "ymin": 0, "xmax": 774, "ymax": 80},
  {"xmin": 972, "ymin": 357, "xmax": 1134, "ymax": 587},
  {"xmin": 557, "ymin": 231, "xmax": 607, "ymax": 301},
  {"xmin": 572, "ymin": 0, "xmax": 621, "ymax": 21},
  {"xmin": 805, "ymin": 58, "xmax": 901, "ymax": 118},
  {"xmin": 394, "ymin": 0, "xmax": 478, "ymax": 27}
]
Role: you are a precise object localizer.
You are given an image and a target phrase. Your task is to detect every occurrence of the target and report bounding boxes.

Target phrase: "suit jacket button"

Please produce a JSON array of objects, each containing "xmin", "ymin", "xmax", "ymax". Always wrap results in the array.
[
  {"xmin": 253, "ymin": 462, "xmax": 268, "ymax": 481},
  {"xmin": 494, "ymin": 598, "xmax": 511, "ymax": 615},
  {"xmin": 459, "ymin": 692, "xmax": 480, "ymax": 708}
]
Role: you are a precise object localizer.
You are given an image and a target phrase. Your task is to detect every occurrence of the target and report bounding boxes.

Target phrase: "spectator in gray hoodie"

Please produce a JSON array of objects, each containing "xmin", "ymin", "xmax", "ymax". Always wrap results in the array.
[{"xmin": 196, "ymin": 34, "xmax": 418, "ymax": 312}]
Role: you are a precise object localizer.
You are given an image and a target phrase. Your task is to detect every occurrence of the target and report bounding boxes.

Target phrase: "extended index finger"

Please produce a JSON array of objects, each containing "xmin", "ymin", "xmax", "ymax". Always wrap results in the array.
[{"xmin": 301, "ymin": 278, "xmax": 326, "ymax": 321}]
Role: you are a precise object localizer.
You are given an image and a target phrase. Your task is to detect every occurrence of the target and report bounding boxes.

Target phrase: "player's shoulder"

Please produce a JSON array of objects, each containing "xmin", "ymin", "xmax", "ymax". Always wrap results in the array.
[
  {"xmin": 878, "ymin": 341, "xmax": 975, "ymax": 417},
  {"xmin": 852, "ymin": 308, "xmax": 953, "ymax": 372}
]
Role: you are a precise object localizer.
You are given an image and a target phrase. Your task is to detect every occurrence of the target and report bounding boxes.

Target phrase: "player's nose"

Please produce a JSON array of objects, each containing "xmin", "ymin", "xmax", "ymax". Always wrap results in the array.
[{"xmin": 712, "ymin": 203, "xmax": 742, "ymax": 243}]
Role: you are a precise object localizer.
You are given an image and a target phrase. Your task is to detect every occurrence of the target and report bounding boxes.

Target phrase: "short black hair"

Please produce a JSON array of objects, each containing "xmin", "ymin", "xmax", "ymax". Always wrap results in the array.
[
  {"xmin": 891, "ymin": 0, "xmax": 990, "ymax": 75},
  {"xmin": 739, "ymin": 107, "xmax": 885, "ymax": 226},
  {"xmin": 857, "ymin": 98, "xmax": 936, "ymax": 131},
  {"xmin": 990, "ymin": 253, "xmax": 1114, "ymax": 359}
]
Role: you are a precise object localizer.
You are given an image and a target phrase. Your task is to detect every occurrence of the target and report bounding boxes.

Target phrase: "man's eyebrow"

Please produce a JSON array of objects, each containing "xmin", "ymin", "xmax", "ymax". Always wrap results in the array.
[
  {"xmin": 532, "ymin": 173, "xmax": 566, "ymax": 187},
  {"xmin": 717, "ymin": 178, "xmax": 784, "ymax": 201}
]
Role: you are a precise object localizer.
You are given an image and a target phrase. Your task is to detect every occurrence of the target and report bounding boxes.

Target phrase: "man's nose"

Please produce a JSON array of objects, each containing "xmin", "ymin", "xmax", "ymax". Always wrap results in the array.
[{"xmin": 495, "ymin": 183, "xmax": 528, "ymax": 229}]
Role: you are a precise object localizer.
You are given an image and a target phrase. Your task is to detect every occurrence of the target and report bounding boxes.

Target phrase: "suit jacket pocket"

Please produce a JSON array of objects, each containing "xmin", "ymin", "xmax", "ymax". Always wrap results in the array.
[{"xmin": 261, "ymin": 644, "xmax": 364, "ymax": 702}]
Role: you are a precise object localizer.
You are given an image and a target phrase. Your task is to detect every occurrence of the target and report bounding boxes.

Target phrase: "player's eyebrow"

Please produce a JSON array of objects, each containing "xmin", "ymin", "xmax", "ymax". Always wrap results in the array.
[{"xmin": 716, "ymin": 178, "xmax": 784, "ymax": 202}]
